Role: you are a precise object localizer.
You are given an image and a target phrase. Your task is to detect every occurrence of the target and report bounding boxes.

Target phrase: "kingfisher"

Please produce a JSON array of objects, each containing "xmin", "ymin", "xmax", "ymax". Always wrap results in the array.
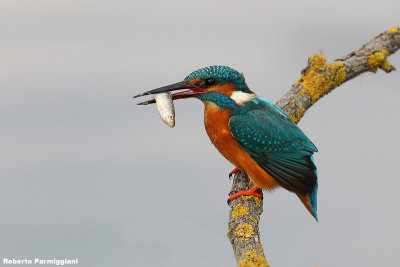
[{"xmin": 135, "ymin": 66, "xmax": 318, "ymax": 221}]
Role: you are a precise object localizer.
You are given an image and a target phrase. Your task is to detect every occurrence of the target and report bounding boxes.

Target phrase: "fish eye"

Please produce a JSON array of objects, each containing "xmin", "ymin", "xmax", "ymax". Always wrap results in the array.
[{"xmin": 204, "ymin": 78, "xmax": 217, "ymax": 87}]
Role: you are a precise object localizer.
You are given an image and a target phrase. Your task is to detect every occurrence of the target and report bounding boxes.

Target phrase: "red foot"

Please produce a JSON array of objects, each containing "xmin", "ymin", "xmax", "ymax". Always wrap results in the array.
[
  {"xmin": 229, "ymin": 186, "xmax": 262, "ymax": 202},
  {"xmin": 229, "ymin": 167, "xmax": 239, "ymax": 179}
]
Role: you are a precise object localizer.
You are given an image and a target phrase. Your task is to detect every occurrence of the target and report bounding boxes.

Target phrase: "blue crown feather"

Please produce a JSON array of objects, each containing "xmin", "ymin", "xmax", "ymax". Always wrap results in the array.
[{"xmin": 185, "ymin": 65, "xmax": 252, "ymax": 93}]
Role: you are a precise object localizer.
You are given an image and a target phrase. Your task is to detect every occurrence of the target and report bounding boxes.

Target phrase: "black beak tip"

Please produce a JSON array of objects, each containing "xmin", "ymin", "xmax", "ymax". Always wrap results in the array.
[
  {"xmin": 134, "ymin": 81, "xmax": 190, "ymax": 99},
  {"xmin": 136, "ymin": 98, "xmax": 155, "ymax": 105},
  {"xmin": 133, "ymin": 93, "xmax": 144, "ymax": 98}
]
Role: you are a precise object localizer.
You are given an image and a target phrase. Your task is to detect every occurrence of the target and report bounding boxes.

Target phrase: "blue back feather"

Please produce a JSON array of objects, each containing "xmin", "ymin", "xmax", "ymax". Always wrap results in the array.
[{"xmin": 228, "ymin": 97, "xmax": 318, "ymax": 218}]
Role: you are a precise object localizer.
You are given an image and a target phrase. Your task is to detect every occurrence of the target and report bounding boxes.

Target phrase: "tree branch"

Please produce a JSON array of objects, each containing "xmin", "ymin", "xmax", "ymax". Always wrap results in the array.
[{"xmin": 227, "ymin": 25, "xmax": 400, "ymax": 267}]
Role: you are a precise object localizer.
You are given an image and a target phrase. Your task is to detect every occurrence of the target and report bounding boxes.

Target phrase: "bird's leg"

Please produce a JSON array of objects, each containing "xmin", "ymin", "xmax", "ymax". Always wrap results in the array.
[
  {"xmin": 229, "ymin": 167, "xmax": 239, "ymax": 179},
  {"xmin": 228, "ymin": 186, "xmax": 262, "ymax": 202}
]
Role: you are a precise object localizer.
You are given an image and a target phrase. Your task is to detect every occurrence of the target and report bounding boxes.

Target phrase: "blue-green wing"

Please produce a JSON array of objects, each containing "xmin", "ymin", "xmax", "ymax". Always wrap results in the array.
[{"xmin": 229, "ymin": 99, "xmax": 317, "ymax": 195}]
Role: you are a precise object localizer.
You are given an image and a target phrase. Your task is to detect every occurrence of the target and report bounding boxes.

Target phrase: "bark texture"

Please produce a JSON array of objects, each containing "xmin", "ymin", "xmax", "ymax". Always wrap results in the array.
[{"xmin": 228, "ymin": 26, "xmax": 400, "ymax": 267}]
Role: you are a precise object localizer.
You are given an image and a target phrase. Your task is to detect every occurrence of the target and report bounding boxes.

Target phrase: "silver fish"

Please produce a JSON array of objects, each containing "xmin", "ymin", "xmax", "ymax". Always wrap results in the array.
[{"xmin": 154, "ymin": 93, "xmax": 175, "ymax": 128}]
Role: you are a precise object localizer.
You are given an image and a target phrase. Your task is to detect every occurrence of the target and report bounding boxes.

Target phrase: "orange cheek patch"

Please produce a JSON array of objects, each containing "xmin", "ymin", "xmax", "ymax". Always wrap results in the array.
[
  {"xmin": 187, "ymin": 79, "xmax": 237, "ymax": 97},
  {"xmin": 209, "ymin": 84, "xmax": 237, "ymax": 97},
  {"xmin": 188, "ymin": 77, "xmax": 201, "ymax": 86}
]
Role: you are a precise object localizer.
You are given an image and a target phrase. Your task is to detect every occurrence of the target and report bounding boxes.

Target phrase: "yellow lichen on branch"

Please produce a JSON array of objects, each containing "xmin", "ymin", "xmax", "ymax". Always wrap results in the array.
[
  {"xmin": 241, "ymin": 195, "xmax": 262, "ymax": 207},
  {"xmin": 386, "ymin": 26, "xmax": 399, "ymax": 34},
  {"xmin": 368, "ymin": 49, "xmax": 393, "ymax": 73},
  {"xmin": 235, "ymin": 223, "xmax": 254, "ymax": 240},
  {"xmin": 258, "ymin": 244, "xmax": 264, "ymax": 254},
  {"xmin": 231, "ymin": 203, "xmax": 249, "ymax": 219},
  {"xmin": 289, "ymin": 106, "xmax": 306, "ymax": 124},
  {"xmin": 249, "ymin": 216, "xmax": 258, "ymax": 223},
  {"xmin": 238, "ymin": 250, "xmax": 270, "ymax": 267},
  {"xmin": 296, "ymin": 53, "xmax": 346, "ymax": 104}
]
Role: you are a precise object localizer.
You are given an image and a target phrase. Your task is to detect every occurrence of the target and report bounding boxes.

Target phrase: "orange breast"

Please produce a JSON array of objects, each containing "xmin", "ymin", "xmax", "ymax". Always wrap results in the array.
[{"xmin": 203, "ymin": 102, "xmax": 279, "ymax": 190}]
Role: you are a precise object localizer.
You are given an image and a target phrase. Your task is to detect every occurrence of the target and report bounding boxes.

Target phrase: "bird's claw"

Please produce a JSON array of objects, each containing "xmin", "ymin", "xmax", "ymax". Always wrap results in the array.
[
  {"xmin": 227, "ymin": 186, "xmax": 262, "ymax": 204},
  {"xmin": 228, "ymin": 167, "xmax": 239, "ymax": 179}
]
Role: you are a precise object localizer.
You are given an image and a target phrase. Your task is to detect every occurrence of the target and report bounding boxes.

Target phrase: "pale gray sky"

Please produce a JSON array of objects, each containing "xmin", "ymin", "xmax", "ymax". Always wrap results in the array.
[{"xmin": 1, "ymin": 1, "xmax": 399, "ymax": 266}]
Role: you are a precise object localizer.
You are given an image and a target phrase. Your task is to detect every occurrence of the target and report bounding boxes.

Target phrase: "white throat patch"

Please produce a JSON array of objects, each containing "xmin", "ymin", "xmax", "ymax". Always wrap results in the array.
[{"xmin": 230, "ymin": 91, "xmax": 257, "ymax": 106}]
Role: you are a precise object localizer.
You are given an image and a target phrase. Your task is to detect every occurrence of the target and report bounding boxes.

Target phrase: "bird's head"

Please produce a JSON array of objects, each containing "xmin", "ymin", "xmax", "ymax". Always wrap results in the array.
[{"xmin": 135, "ymin": 66, "xmax": 255, "ymax": 106}]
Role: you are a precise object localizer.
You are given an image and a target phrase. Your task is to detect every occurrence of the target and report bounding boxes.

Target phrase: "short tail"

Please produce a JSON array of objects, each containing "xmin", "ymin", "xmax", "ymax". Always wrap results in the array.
[{"xmin": 297, "ymin": 181, "xmax": 318, "ymax": 221}]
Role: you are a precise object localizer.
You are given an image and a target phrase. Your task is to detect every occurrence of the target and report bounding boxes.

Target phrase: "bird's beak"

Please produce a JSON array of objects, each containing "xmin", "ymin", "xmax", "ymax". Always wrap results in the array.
[{"xmin": 134, "ymin": 81, "xmax": 207, "ymax": 105}]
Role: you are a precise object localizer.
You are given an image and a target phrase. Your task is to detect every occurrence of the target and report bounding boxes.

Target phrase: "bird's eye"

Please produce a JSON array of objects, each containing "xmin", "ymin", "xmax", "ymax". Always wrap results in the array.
[{"xmin": 204, "ymin": 78, "xmax": 217, "ymax": 87}]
